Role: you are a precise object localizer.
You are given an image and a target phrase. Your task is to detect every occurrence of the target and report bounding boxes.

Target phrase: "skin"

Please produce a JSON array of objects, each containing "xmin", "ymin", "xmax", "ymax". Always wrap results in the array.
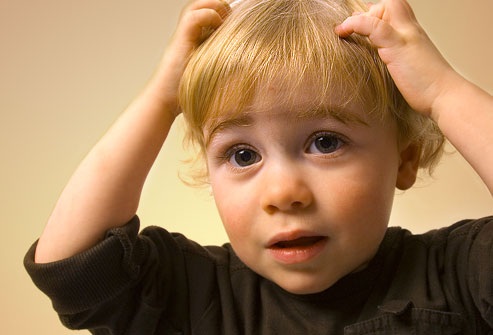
[
  {"xmin": 34, "ymin": 0, "xmax": 232, "ymax": 263},
  {"xmin": 205, "ymin": 84, "xmax": 418, "ymax": 294},
  {"xmin": 335, "ymin": 0, "xmax": 493, "ymax": 194},
  {"xmin": 35, "ymin": 0, "xmax": 492, "ymax": 301},
  {"xmin": 203, "ymin": 0, "xmax": 493, "ymax": 294}
]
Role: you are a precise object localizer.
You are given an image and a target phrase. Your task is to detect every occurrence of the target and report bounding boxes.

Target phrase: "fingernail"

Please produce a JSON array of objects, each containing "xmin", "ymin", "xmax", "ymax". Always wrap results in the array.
[{"xmin": 229, "ymin": 0, "xmax": 242, "ymax": 8}]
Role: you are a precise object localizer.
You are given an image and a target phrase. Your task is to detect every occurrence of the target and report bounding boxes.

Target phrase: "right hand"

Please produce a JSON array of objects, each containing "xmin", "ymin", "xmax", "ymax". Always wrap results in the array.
[
  {"xmin": 152, "ymin": 0, "xmax": 232, "ymax": 117},
  {"xmin": 34, "ymin": 1, "xmax": 232, "ymax": 264}
]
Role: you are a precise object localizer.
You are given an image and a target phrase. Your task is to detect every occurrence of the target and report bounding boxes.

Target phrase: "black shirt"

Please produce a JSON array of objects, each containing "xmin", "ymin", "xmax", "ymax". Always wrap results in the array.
[{"xmin": 24, "ymin": 216, "xmax": 493, "ymax": 334}]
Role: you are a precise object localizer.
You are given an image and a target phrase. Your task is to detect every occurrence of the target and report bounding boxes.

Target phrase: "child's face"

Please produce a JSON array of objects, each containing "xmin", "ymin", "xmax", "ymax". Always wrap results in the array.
[{"xmin": 204, "ymin": 82, "xmax": 405, "ymax": 294}]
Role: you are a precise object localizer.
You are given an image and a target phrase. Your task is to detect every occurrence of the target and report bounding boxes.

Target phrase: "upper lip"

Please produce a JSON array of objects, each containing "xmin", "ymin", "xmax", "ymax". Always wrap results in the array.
[{"xmin": 266, "ymin": 230, "xmax": 327, "ymax": 248}]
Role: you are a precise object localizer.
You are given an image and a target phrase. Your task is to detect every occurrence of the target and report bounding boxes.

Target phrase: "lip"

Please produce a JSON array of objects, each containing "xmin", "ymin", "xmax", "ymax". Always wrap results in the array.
[
  {"xmin": 267, "ymin": 230, "xmax": 325, "ymax": 247},
  {"xmin": 266, "ymin": 230, "xmax": 329, "ymax": 264}
]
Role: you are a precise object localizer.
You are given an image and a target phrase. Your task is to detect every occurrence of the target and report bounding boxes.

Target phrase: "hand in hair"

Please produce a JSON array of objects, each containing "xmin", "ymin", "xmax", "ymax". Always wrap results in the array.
[
  {"xmin": 34, "ymin": 0, "xmax": 232, "ymax": 263},
  {"xmin": 336, "ymin": 0, "xmax": 493, "ymax": 195},
  {"xmin": 156, "ymin": 0, "xmax": 232, "ymax": 117},
  {"xmin": 334, "ymin": 0, "xmax": 457, "ymax": 120}
]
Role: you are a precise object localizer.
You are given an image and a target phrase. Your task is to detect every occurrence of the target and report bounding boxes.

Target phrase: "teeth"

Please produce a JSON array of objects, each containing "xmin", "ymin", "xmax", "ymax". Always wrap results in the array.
[{"xmin": 276, "ymin": 236, "xmax": 324, "ymax": 248}]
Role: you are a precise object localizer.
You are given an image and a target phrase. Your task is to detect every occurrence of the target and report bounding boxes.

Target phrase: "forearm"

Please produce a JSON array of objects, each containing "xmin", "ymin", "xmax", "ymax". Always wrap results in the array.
[
  {"xmin": 34, "ymin": 0, "xmax": 231, "ymax": 264},
  {"xmin": 432, "ymin": 72, "xmax": 493, "ymax": 194},
  {"xmin": 35, "ymin": 73, "xmax": 177, "ymax": 263}
]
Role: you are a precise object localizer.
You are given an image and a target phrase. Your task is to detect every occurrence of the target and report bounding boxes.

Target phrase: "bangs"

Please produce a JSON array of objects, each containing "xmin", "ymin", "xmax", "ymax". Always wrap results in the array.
[
  {"xmin": 178, "ymin": 0, "xmax": 446, "ymax": 186},
  {"xmin": 179, "ymin": 0, "xmax": 399, "ymax": 150}
]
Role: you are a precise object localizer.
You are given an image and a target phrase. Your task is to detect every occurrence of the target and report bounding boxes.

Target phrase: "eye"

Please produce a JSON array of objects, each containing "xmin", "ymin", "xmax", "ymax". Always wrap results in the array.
[
  {"xmin": 229, "ymin": 148, "xmax": 261, "ymax": 167},
  {"xmin": 307, "ymin": 133, "xmax": 345, "ymax": 155}
]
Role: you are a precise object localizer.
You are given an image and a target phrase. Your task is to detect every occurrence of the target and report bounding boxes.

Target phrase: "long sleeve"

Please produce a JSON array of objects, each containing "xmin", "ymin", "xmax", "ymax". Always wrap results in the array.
[{"xmin": 24, "ymin": 216, "xmax": 191, "ymax": 334}]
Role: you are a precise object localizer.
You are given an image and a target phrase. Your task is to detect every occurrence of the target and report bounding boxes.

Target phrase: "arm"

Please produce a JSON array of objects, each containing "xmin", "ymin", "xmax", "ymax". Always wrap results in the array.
[
  {"xmin": 335, "ymin": 0, "xmax": 493, "ymax": 194},
  {"xmin": 34, "ymin": 0, "xmax": 231, "ymax": 263}
]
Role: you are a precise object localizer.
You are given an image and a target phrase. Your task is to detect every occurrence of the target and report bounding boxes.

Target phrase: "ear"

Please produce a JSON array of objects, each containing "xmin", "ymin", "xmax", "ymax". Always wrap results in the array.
[{"xmin": 396, "ymin": 142, "xmax": 421, "ymax": 190}]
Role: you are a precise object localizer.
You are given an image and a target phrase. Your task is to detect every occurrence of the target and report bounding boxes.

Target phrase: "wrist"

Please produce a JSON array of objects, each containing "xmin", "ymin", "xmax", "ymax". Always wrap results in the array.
[
  {"xmin": 429, "ymin": 70, "xmax": 468, "ymax": 123},
  {"xmin": 143, "ymin": 64, "xmax": 183, "ymax": 119}
]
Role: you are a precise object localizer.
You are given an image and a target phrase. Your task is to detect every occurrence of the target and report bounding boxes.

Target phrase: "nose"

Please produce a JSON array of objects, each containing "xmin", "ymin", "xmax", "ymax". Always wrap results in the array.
[{"xmin": 260, "ymin": 163, "xmax": 314, "ymax": 214}]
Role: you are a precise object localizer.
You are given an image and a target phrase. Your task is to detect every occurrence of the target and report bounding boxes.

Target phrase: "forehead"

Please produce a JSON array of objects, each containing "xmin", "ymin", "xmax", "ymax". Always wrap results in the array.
[{"xmin": 204, "ymin": 82, "xmax": 371, "ymax": 147}]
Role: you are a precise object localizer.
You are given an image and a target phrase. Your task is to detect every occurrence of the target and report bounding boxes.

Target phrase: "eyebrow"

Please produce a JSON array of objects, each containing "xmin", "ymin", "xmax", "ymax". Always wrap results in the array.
[
  {"xmin": 206, "ymin": 114, "xmax": 254, "ymax": 147},
  {"xmin": 205, "ymin": 105, "xmax": 369, "ymax": 148},
  {"xmin": 298, "ymin": 105, "xmax": 369, "ymax": 126}
]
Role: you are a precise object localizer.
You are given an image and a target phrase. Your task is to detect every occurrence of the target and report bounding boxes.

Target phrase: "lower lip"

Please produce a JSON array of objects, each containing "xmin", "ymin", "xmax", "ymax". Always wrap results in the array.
[{"xmin": 268, "ymin": 237, "xmax": 328, "ymax": 264}]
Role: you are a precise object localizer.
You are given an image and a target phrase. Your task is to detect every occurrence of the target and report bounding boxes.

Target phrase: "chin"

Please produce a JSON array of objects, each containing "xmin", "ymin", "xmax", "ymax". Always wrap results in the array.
[{"xmin": 276, "ymin": 276, "xmax": 337, "ymax": 295}]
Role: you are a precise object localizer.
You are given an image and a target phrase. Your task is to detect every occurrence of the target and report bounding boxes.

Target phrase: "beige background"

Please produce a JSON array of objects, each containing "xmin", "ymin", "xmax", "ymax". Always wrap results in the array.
[{"xmin": 1, "ymin": 0, "xmax": 492, "ymax": 334}]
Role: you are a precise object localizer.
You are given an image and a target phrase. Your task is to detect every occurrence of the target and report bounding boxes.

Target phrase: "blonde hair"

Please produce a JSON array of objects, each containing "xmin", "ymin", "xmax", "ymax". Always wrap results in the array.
[{"xmin": 178, "ymin": 0, "xmax": 445, "ymax": 186}]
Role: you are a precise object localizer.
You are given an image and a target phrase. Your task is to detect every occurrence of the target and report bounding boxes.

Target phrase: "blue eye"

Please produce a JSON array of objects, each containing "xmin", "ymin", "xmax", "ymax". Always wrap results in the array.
[
  {"xmin": 229, "ymin": 148, "xmax": 260, "ymax": 167},
  {"xmin": 308, "ymin": 134, "xmax": 344, "ymax": 154}
]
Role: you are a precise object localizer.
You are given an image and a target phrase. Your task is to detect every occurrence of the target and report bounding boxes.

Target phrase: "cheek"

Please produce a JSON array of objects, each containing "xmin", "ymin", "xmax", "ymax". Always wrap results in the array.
[
  {"xmin": 321, "ymin": 176, "xmax": 394, "ymax": 266},
  {"xmin": 211, "ymin": 180, "xmax": 253, "ymax": 242},
  {"xmin": 321, "ymin": 161, "xmax": 397, "ymax": 231},
  {"xmin": 212, "ymin": 187, "xmax": 261, "ymax": 266}
]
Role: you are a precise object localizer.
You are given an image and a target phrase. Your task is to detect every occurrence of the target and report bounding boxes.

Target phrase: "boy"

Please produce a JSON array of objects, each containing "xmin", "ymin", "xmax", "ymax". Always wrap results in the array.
[{"xmin": 25, "ymin": 0, "xmax": 493, "ymax": 333}]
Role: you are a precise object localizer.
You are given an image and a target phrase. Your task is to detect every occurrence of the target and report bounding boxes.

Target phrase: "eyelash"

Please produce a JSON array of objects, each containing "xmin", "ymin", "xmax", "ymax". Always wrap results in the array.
[
  {"xmin": 305, "ymin": 131, "xmax": 347, "ymax": 156},
  {"xmin": 216, "ymin": 131, "xmax": 347, "ymax": 172},
  {"xmin": 217, "ymin": 144, "xmax": 259, "ymax": 173}
]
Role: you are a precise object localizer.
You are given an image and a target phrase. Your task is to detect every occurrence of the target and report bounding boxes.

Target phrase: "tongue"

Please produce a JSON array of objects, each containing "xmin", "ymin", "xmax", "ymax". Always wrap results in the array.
[{"xmin": 275, "ymin": 236, "xmax": 324, "ymax": 248}]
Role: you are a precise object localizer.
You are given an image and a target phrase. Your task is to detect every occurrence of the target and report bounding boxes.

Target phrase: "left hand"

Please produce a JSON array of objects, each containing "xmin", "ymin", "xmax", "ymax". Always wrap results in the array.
[{"xmin": 334, "ymin": 0, "xmax": 458, "ymax": 119}]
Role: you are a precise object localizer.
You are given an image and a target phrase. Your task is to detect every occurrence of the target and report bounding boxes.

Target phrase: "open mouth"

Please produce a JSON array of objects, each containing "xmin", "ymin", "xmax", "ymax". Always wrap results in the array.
[
  {"xmin": 271, "ymin": 236, "xmax": 327, "ymax": 249},
  {"xmin": 268, "ymin": 235, "xmax": 329, "ymax": 264}
]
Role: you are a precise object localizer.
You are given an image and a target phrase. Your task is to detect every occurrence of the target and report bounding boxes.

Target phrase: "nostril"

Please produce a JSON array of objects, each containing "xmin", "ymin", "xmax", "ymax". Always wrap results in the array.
[
  {"xmin": 260, "ymin": 183, "xmax": 313, "ymax": 213},
  {"xmin": 262, "ymin": 201, "xmax": 308, "ymax": 214},
  {"xmin": 292, "ymin": 201, "xmax": 303, "ymax": 209},
  {"xmin": 265, "ymin": 204, "xmax": 277, "ymax": 215}
]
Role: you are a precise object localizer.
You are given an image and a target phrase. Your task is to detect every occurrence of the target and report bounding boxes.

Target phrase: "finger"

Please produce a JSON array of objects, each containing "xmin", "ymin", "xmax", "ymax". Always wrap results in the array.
[
  {"xmin": 334, "ymin": 14, "xmax": 401, "ymax": 49},
  {"xmin": 180, "ymin": 8, "xmax": 224, "ymax": 43},
  {"xmin": 228, "ymin": 0, "xmax": 243, "ymax": 8},
  {"xmin": 384, "ymin": 0, "xmax": 419, "ymax": 28},
  {"xmin": 187, "ymin": 0, "xmax": 231, "ymax": 20},
  {"xmin": 367, "ymin": 2, "xmax": 385, "ymax": 20}
]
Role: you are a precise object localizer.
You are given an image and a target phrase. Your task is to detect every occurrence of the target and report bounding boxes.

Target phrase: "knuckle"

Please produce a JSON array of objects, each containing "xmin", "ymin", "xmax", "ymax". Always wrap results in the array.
[
  {"xmin": 370, "ymin": 16, "xmax": 381, "ymax": 31},
  {"xmin": 185, "ymin": 8, "xmax": 221, "ymax": 29},
  {"xmin": 186, "ymin": 9, "xmax": 209, "ymax": 25},
  {"xmin": 182, "ymin": 10, "xmax": 198, "ymax": 25},
  {"xmin": 401, "ymin": 26, "xmax": 424, "ymax": 44}
]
